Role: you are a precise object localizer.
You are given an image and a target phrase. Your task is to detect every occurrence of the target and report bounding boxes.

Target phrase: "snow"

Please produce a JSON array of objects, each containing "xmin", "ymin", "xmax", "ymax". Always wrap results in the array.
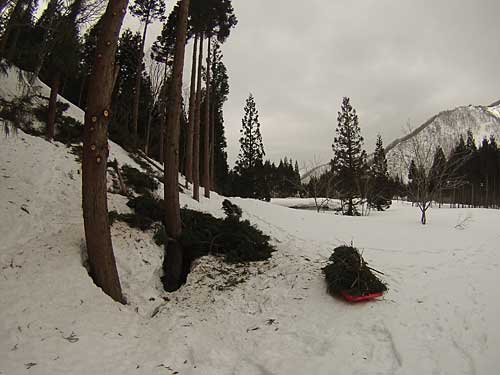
[
  {"xmin": 387, "ymin": 104, "xmax": 500, "ymax": 177},
  {"xmin": 2, "ymin": 68, "xmax": 500, "ymax": 374},
  {"xmin": 487, "ymin": 104, "xmax": 500, "ymax": 120}
]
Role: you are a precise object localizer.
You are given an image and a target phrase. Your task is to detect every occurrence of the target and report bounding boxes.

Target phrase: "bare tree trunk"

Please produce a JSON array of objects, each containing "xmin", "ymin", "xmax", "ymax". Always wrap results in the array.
[
  {"xmin": 78, "ymin": 75, "xmax": 87, "ymax": 107},
  {"xmin": 192, "ymin": 33, "xmax": 203, "ymax": 201},
  {"xmin": 82, "ymin": 0, "xmax": 128, "ymax": 304},
  {"xmin": 184, "ymin": 35, "xmax": 198, "ymax": 187},
  {"xmin": 420, "ymin": 208, "xmax": 427, "ymax": 225},
  {"xmin": 210, "ymin": 101, "xmax": 216, "ymax": 190},
  {"xmin": 163, "ymin": 0, "xmax": 190, "ymax": 291},
  {"xmin": 157, "ymin": 64, "xmax": 168, "ymax": 164},
  {"xmin": 144, "ymin": 105, "xmax": 153, "ymax": 155},
  {"xmin": 202, "ymin": 36, "xmax": 211, "ymax": 198},
  {"xmin": 131, "ymin": 14, "xmax": 150, "ymax": 149},
  {"xmin": 159, "ymin": 127, "xmax": 164, "ymax": 163},
  {"xmin": 47, "ymin": 71, "xmax": 61, "ymax": 141}
]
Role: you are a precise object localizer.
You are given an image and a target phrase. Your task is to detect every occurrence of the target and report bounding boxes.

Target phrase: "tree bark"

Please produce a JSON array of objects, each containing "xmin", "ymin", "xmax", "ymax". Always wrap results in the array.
[
  {"xmin": 184, "ymin": 34, "xmax": 198, "ymax": 187},
  {"xmin": 82, "ymin": 0, "xmax": 128, "ymax": 304},
  {"xmin": 47, "ymin": 71, "xmax": 61, "ymax": 141},
  {"xmin": 144, "ymin": 105, "xmax": 153, "ymax": 155},
  {"xmin": 202, "ymin": 36, "xmax": 211, "ymax": 198},
  {"xmin": 131, "ymin": 13, "xmax": 150, "ymax": 149},
  {"xmin": 210, "ymin": 101, "xmax": 216, "ymax": 190},
  {"xmin": 163, "ymin": 0, "xmax": 190, "ymax": 291},
  {"xmin": 159, "ymin": 127, "xmax": 164, "ymax": 163},
  {"xmin": 192, "ymin": 33, "xmax": 203, "ymax": 201},
  {"xmin": 157, "ymin": 63, "xmax": 168, "ymax": 164}
]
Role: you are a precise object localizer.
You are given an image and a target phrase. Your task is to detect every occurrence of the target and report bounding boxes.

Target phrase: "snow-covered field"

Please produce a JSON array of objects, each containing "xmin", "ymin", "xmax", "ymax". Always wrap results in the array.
[
  {"xmin": 2, "ymin": 129, "xmax": 500, "ymax": 374},
  {"xmin": 2, "ymin": 71, "xmax": 500, "ymax": 374}
]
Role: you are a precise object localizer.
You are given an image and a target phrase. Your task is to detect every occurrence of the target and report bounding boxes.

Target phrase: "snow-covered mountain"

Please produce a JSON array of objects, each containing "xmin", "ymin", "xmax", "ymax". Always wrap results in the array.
[{"xmin": 386, "ymin": 101, "xmax": 500, "ymax": 177}]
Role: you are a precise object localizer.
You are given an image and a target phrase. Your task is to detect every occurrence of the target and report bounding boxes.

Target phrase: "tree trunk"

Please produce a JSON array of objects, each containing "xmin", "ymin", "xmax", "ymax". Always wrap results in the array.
[
  {"xmin": 30, "ymin": 0, "xmax": 59, "ymax": 84},
  {"xmin": 159, "ymin": 127, "xmax": 164, "ymax": 163},
  {"xmin": 420, "ymin": 208, "xmax": 427, "ymax": 225},
  {"xmin": 202, "ymin": 36, "xmax": 211, "ymax": 198},
  {"xmin": 82, "ymin": 0, "xmax": 128, "ymax": 304},
  {"xmin": 131, "ymin": 15, "xmax": 150, "ymax": 149},
  {"xmin": 163, "ymin": 0, "xmax": 190, "ymax": 291},
  {"xmin": 144, "ymin": 105, "xmax": 153, "ymax": 155},
  {"xmin": 47, "ymin": 71, "xmax": 61, "ymax": 141},
  {"xmin": 184, "ymin": 34, "xmax": 198, "ymax": 187},
  {"xmin": 157, "ymin": 63, "xmax": 168, "ymax": 164},
  {"xmin": 192, "ymin": 33, "xmax": 204, "ymax": 201},
  {"xmin": 210, "ymin": 101, "xmax": 216, "ymax": 190},
  {"xmin": 78, "ymin": 75, "xmax": 87, "ymax": 107}
]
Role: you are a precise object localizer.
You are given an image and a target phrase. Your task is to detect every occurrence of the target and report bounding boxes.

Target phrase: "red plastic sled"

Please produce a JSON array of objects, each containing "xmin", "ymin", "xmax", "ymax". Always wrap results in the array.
[{"xmin": 341, "ymin": 291, "xmax": 384, "ymax": 302}]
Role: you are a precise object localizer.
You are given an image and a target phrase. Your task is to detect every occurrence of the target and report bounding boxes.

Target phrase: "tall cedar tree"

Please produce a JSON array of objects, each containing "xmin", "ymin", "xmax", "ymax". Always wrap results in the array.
[
  {"xmin": 332, "ymin": 97, "xmax": 367, "ymax": 216},
  {"xmin": 163, "ymin": 0, "xmax": 190, "ymax": 291},
  {"xmin": 210, "ymin": 40, "xmax": 229, "ymax": 192},
  {"xmin": 236, "ymin": 93, "xmax": 265, "ymax": 171},
  {"xmin": 369, "ymin": 135, "xmax": 392, "ymax": 210},
  {"xmin": 192, "ymin": 33, "xmax": 203, "ymax": 200},
  {"xmin": 45, "ymin": 0, "xmax": 83, "ymax": 140},
  {"xmin": 150, "ymin": 5, "xmax": 178, "ymax": 162},
  {"xmin": 188, "ymin": 0, "xmax": 236, "ymax": 198},
  {"xmin": 233, "ymin": 93, "xmax": 267, "ymax": 199},
  {"xmin": 82, "ymin": 0, "xmax": 129, "ymax": 304},
  {"xmin": 112, "ymin": 29, "xmax": 143, "ymax": 147},
  {"xmin": 129, "ymin": 0, "xmax": 166, "ymax": 148}
]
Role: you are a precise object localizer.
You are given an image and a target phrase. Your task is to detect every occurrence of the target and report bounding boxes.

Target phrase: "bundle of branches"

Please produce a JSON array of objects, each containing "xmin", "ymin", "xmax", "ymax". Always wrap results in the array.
[{"xmin": 323, "ymin": 246, "xmax": 387, "ymax": 297}]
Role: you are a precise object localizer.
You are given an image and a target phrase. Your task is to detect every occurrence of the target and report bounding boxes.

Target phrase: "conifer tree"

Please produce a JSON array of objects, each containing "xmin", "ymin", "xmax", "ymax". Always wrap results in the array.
[
  {"xmin": 210, "ymin": 41, "xmax": 229, "ymax": 191},
  {"xmin": 332, "ymin": 97, "xmax": 367, "ymax": 215},
  {"xmin": 45, "ymin": 0, "xmax": 83, "ymax": 140},
  {"xmin": 163, "ymin": 0, "xmax": 190, "ymax": 291},
  {"xmin": 236, "ymin": 93, "xmax": 264, "ymax": 171},
  {"xmin": 129, "ymin": 0, "xmax": 166, "ymax": 148},
  {"xmin": 82, "ymin": 0, "xmax": 130, "ymax": 304},
  {"xmin": 0, "ymin": 0, "xmax": 37, "ymax": 59},
  {"xmin": 368, "ymin": 134, "xmax": 392, "ymax": 211}
]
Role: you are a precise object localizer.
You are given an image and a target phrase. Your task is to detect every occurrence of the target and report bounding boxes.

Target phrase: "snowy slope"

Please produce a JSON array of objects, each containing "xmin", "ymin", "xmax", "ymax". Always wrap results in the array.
[
  {"xmin": 386, "ymin": 102, "xmax": 500, "ymax": 177},
  {"xmin": 2, "ymin": 69, "xmax": 500, "ymax": 374}
]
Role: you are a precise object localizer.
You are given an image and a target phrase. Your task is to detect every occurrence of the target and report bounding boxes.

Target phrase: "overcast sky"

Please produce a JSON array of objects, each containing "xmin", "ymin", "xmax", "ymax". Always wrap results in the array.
[{"xmin": 131, "ymin": 0, "xmax": 500, "ymax": 168}]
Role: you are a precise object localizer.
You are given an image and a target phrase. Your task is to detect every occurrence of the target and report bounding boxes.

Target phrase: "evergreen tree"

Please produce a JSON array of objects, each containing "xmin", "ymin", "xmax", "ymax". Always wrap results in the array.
[
  {"xmin": 210, "ymin": 41, "xmax": 229, "ymax": 192},
  {"xmin": 163, "ymin": 0, "xmax": 190, "ymax": 291},
  {"xmin": 233, "ymin": 93, "xmax": 267, "ymax": 199},
  {"xmin": 236, "ymin": 93, "xmax": 264, "ymax": 171},
  {"xmin": 78, "ymin": 15, "xmax": 103, "ymax": 107},
  {"xmin": 44, "ymin": 0, "xmax": 83, "ymax": 140},
  {"xmin": 129, "ymin": 0, "xmax": 166, "ymax": 148},
  {"xmin": 368, "ymin": 134, "xmax": 392, "ymax": 211},
  {"xmin": 82, "ymin": 0, "xmax": 129, "ymax": 304},
  {"xmin": 429, "ymin": 146, "xmax": 446, "ymax": 204},
  {"xmin": 332, "ymin": 97, "xmax": 367, "ymax": 215},
  {"xmin": 0, "ymin": 0, "xmax": 37, "ymax": 60}
]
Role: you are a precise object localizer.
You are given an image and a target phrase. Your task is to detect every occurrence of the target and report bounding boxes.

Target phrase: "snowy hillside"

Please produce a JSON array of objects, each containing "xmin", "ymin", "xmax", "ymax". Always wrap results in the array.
[
  {"xmin": 2, "ymin": 69, "xmax": 500, "ymax": 374},
  {"xmin": 386, "ymin": 102, "xmax": 500, "ymax": 177}
]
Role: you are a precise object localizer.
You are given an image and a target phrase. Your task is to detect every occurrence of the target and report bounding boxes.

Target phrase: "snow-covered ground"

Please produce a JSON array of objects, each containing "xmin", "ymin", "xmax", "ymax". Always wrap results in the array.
[{"xmin": 2, "ymin": 70, "xmax": 500, "ymax": 374}]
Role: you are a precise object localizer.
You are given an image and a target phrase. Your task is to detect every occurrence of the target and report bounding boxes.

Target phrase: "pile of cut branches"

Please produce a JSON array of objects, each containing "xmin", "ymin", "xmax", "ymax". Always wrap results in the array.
[{"xmin": 323, "ymin": 245, "xmax": 387, "ymax": 297}]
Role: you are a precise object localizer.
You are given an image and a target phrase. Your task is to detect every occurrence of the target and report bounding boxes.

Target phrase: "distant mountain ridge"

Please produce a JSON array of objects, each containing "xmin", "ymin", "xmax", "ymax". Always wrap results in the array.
[{"xmin": 386, "ymin": 100, "xmax": 500, "ymax": 177}]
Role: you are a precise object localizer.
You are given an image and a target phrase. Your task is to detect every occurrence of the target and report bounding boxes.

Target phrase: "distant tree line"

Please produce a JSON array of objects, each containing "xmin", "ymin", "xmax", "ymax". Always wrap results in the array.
[{"xmin": 407, "ymin": 130, "xmax": 500, "ymax": 210}]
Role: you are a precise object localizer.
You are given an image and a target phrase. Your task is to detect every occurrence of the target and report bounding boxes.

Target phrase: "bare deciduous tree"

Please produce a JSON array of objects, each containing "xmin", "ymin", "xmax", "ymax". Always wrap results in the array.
[{"xmin": 397, "ymin": 123, "xmax": 467, "ymax": 224}]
